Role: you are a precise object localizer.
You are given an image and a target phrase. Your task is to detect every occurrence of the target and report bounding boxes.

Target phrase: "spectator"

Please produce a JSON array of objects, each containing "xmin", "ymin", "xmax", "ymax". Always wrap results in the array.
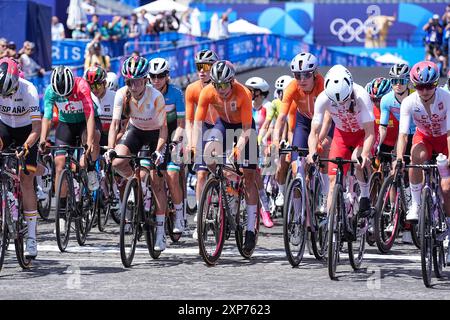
[
  {"xmin": 84, "ymin": 41, "xmax": 110, "ymax": 72},
  {"xmin": 51, "ymin": 16, "xmax": 66, "ymax": 41},
  {"xmin": 18, "ymin": 41, "xmax": 45, "ymax": 78},
  {"xmin": 423, "ymin": 14, "xmax": 443, "ymax": 61},
  {"xmin": 99, "ymin": 21, "xmax": 111, "ymax": 41},
  {"xmin": 178, "ymin": 9, "xmax": 191, "ymax": 34},
  {"xmin": 6, "ymin": 42, "xmax": 18, "ymax": 59},
  {"xmin": 0, "ymin": 38, "xmax": 8, "ymax": 58},
  {"xmin": 153, "ymin": 14, "xmax": 165, "ymax": 35},
  {"xmin": 129, "ymin": 14, "xmax": 141, "ymax": 39},
  {"xmin": 166, "ymin": 10, "xmax": 180, "ymax": 31},
  {"xmin": 442, "ymin": 5, "xmax": 450, "ymax": 71},
  {"xmin": 219, "ymin": 8, "xmax": 232, "ymax": 39},
  {"xmin": 137, "ymin": 9, "xmax": 150, "ymax": 35},
  {"xmin": 72, "ymin": 23, "xmax": 89, "ymax": 39},
  {"xmin": 86, "ymin": 14, "xmax": 100, "ymax": 38},
  {"xmin": 364, "ymin": 13, "xmax": 396, "ymax": 48},
  {"xmin": 109, "ymin": 16, "xmax": 123, "ymax": 41},
  {"xmin": 81, "ymin": 0, "xmax": 95, "ymax": 15}
]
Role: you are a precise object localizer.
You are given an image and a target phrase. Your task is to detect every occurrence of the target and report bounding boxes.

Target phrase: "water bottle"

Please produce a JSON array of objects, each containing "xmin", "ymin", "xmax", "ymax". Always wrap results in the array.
[
  {"xmin": 436, "ymin": 153, "xmax": 450, "ymax": 179},
  {"xmin": 73, "ymin": 178, "xmax": 80, "ymax": 202},
  {"xmin": 7, "ymin": 192, "xmax": 18, "ymax": 221}
]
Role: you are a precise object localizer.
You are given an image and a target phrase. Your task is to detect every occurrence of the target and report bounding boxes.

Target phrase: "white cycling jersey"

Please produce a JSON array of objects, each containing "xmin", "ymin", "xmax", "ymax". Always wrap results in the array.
[
  {"xmin": 399, "ymin": 88, "xmax": 450, "ymax": 137},
  {"xmin": 92, "ymin": 88, "xmax": 115, "ymax": 132},
  {"xmin": 0, "ymin": 78, "xmax": 40, "ymax": 128},
  {"xmin": 113, "ymin": 84, "xmax": 166, "ymax": 131},
  {"xmin": 312, "ymin": 83, "xmax": 374, "ymax": 132}
]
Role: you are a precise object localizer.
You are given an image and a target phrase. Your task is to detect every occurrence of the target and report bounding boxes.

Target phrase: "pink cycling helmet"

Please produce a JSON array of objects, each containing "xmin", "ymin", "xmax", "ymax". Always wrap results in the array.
[{"xmin": 410, "ymin": 61, "xmax": 439, "ymax": 85}]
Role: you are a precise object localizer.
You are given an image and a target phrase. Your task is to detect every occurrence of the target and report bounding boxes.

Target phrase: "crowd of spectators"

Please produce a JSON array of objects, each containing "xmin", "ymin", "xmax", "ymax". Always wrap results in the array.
[
  {"xmin": 0, "ymin": 38, "xmax": 45, "ymax": 78},
  {"xmin": 423, "ymin": 4, "xmax": 450, "ymax": 74}
]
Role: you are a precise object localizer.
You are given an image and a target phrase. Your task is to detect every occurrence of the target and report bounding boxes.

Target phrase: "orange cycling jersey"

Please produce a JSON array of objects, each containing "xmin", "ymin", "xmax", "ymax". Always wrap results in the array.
[
  {"xmin": 185, "ymin": 80, "xmax": 218, "ymax": 125},
  {"xmin": 195, "ymin": 81, "xmax": 253, "ymax": 126},
  {"xmin": 281, "ymin": 73, "xmax": 325, "ymax": 120}
]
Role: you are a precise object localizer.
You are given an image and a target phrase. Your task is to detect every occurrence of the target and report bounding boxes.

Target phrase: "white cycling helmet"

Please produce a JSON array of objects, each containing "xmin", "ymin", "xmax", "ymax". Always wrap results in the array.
[
  {"xmin": 51, "ymin": 65, "xmax": 74, "ymax": 97},
  {"xmin": 106, "ymin": 72, "xmax": 118, "ymax": 91},
  {"xmin": 149, "ymin": 57, "xmax": 169, "ymax": 75},
  {"xmin": 290, "ymin": 52, "xmax": 318, "ymax": 73},
  {"xmin": 324, "ymin": 64, "xmax": 353, "ymax": 104},
  {"xmin": 245, "ymin": 77, "xmax": 270, "ymax": 93},
  {"xmin": 275, "ymin": 75, "xmax": 293, "ymax": 91}
]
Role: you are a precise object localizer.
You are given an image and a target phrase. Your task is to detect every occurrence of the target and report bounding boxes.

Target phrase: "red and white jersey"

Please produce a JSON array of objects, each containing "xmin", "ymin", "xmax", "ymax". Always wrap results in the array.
[
  {"xmin": 399, "ymin": 88, "xmax": 450, "ymax": 137},
  {"xmin": 92, "ymin": 88, "xmax": 115, "ymax": 132},
  {"xmin": 0, "ymin": 78, "xmax": 40, "ymax": 128},
  {"xmin": 312, "ymin": 83, "xmax": 374, "ymax": 132}
]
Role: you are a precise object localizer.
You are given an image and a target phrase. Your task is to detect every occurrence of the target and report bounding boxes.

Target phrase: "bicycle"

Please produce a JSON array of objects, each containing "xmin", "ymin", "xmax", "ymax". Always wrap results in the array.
[
  {"xmin": 280, "ymin": 146, "xmax": 328, "ymax": 267},
  {"xmin": 0, "ymin": 147, "xmax": 33, "ymax": 271},
  {"xmin": 406, "ymin": 160, "xmax": 448, "ymax": 288},
  {"xmin": 50, "ymin": 144, "xmax": 96, "ymax": 252},
  {"xmin": 110, "ymin": 149, "xmax": 163, "ymax": 268},
  {"xmin": 374, "ymin": 155, "xmax": 420, "ymax": 253},
  {"xmin": 36, "ymin": 147, "xmax": 54, "ymax": 221},
  {"xmin": 197, "ymin": 152, "xmax": 261, "ymax": 265},
  {"xmin": 319, "ymin": 157, "xmax": 370, "ymax": 280}
]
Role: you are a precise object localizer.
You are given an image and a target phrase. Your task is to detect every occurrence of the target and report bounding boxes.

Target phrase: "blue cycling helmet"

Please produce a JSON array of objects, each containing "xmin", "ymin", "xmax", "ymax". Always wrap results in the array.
[
  {"xmin": 410, "ymin": 61, "xmax": 439, "ymax": 85},
  {"xmin": 366, "ymin": 77, "xmax": 392, "ymax": 99}
]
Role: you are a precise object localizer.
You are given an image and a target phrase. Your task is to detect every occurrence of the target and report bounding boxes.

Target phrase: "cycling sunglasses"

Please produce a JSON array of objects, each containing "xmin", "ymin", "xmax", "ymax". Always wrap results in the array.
[
  {"xmin": 413, "ymin": 82, "xmax": 437, "ymax": 91},
  {"xmin": 149, "ymin": 72, "xmax": 168, "ymax": 79},
  {"xmin": 293, "ymin": 71, "xmax": 314, "ymax": 80},
  {"xmin": 213, "ymin": 82, "xmax": 232, "ymax": 90},
  {"xmin": 196, "ymin": 63, "xmax": 212, "ymax": 72},
  {"xmin": 390, "ymin": 78, "xmax": 408, "ymax": 86},
  {"xmin": 89, "ymin": 82, "xmax": 105, "ymax": 90}
]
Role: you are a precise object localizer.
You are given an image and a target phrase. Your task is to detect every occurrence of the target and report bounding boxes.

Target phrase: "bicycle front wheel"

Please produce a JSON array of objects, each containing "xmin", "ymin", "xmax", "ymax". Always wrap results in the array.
[
  {"xmin": 420, "ymin": 188, "xmax": 433, "ymax": 288},
  {"xmin": 15, "ymin": 207, "xmax": 32, "ymax": 269},
  {"xmin": 310, "ymin": 174, "xmax": 327, "ymax": 261},
  {"xmin": 119, "ymin": 177, "xmax": 140, "ymax": 268},
  {"xmin": 37, "ymin": 155, "xmax": 53, "ymax": 221},
  {"xmin": 55, "ymin": 169, "xmax": 72, "ymax": 252},
  {"xmin": 283, "ymin": 178, "xmax": 306, "ymax": 267},
  {"xmin": 75, "ymin": 171, "xmax": 95, "ymax": 246},
  {"xmin": 197, "ymin": 177, "xmax": 225, "ymax": 266},
  {"xmin": 328, "ymin": 184, "xmax": 343, "ymax": 280}
]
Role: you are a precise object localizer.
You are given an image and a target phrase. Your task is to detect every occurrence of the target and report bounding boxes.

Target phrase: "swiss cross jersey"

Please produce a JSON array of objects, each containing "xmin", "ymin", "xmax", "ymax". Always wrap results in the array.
[
  {"xmin": 113, "ymin": 84, "xmax": 166, "ymax": 131},
  {"xmin": 281, "ymin": 74, "xmax": 324, "ymax": 119},
  {"xmin": 373, "ymin": 105, "xmax": 398, "ymax": 147},
  {"xmin": 380, "ymin": 90, "xmax": 416, "ymax": 135},
  {"xmin": 313, "ymin": 83, "xmax": 374, "ymax": 132},
  {"xmin": 252, "ymin": 100, "xmax": 270, "ymax": 133},
  {"xmin": 91, "ymin": 88, "xmax": 115, "ymax": 132},
  {"xmin": 195, "ymin": 81, "xmax": 253, "ymax": 126},
  {"xmin": 0, "ymin": 78, "xmax": 40, "ymax": 128},
  {"xmin": 161, "ymin": 84, "xmax": 185, "ymax": 124},
  {"xmin": 44, "ymin": 77, "xmax": 96, "ymax": 123},
  {"xmin": 399, "ymin": 88, "xmax": 450, "ymax": 137},
  {"xmin": 185, "ymin": 80, "xmax": 218, "ymax": 125}
]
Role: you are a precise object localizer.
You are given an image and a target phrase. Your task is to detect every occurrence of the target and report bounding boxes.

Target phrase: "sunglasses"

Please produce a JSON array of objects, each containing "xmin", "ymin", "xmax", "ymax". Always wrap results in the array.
[
  {"xmin": 293, "ymin": 71, "xmax": 314, "ymax": 80},
  {"xmin": 196, "ymin": 63, "xmax": 212, "ymax": 72},
  {"xmin": 213, "ymin": 82, "xmax": 232, "ymax": 90},
  {"xmin": 149, "ymin": 72, "xmax": 167, "ymax": 79},
  {"xmin": 252, "ymin": 91, "xmax": 262, "ymax": 99},
  {"xmin": 413, "ymin": 82, "xmax": 437, "ymax": 91},
  {"xmin": 390, "ymin": 78, "xmax": 408, "ymax": 85},
  {"xmin": 89, "ymin": 82, "xmax": 104, "ymax": 90}
]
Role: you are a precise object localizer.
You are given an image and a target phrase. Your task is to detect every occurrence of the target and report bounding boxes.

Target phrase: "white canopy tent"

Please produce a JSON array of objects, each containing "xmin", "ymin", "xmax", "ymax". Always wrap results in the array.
[
  {"xmin": 228, "ymin": 19, "xmax": 272, "ymax": 34},
  {"xmin": 374, "ymin": 53, "xmax": 408, "ymax": 65},
  {"xmin": 134, "ymin": 0, "xmax": 189, "ymax": 14}
]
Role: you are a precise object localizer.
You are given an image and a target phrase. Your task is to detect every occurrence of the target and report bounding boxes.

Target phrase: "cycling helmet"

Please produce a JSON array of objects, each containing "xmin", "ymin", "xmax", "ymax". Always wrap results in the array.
[
  {"xmin": 210, "ymin": 60, "xmax": 235, "ymax": 84},
  {"xmin": 121, "ymin": 56, "xmax": 150, "ymax": 79},
  {"xmin": 0, "ymin": 57, "xmax": 19, "ymax": 96},
  {"xmin": 389, "ymin": 63, "xmax": 410, "ymax": 79},
  {"xmin": 245, "ymin": 77, "xmax": 270, "ymax": 93},
  {"xmin": 366, "ymin": 77, "xmax": 392, "ymax": 99},
  {"xmin": 149, "ymin": 57, "xmax": 169, "ymax": 75},
  {"xmin": 51, "ymin": 65, "xmax": 74, "ymax": 96},
  {"xmin": 290, "ymin": 52, "xmax": 318, "ymax": 73},
  {"xmin": 410, "ymin": 61, "xmax": 439, "ymax": 85},
  {"xmin": 106, "ymin": 72, "xmax": 119, "ymax": 91},
  {"xmin": 84, "ymin": 66, "xmax": 107, "ymax": 85},
  {"xmin": 275, "ymin": 75, "xmax": 293, "ymax": 91},
  {"xmin": 195, "ymin": 49, "xmax": 219, "ymax": 64},
  {"xmin": 324, "ymin": 64, "xmax": 353, "ymax": 104}
]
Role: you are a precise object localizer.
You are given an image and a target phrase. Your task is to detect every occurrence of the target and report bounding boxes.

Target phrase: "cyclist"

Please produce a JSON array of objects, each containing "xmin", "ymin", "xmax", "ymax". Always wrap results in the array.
[
  {"xmin": 148, "ymin": 57, "xmax": 185, "ymax": 234},
  {"xmin": 40, "ymin": 66, "xmax": 101, "ymax": 227},
  {"xmin": 273, "ymin": 52, "xmax": 331, "ymax": 213},
  {"xmin": 396, "ymin": 61, "xmax": 450, "ymax": 234},
  {"xmin": 0, "ymin": 57, "xmax": 41, "ymax": 259},
  {"xmin": 185, "ymin": 49, "xmax": 219, "ymax": 239},
  {"xmin": 193, "ymin": 60, "xmax": 259, "ymax": 254},
  {"xmin": 443, "ymin": 69, "xmax": 450, "ymax": 92},
  {"xmin": 244, "ymin": 76, "xmax": 273, "ymax": 228},
  {"xmin": 108, "ymin": 56, "xmax": 169, "ymax": 251},
  {"xmin": 308, "ymin": 64, "xmax": 376, "ymax": 220}
]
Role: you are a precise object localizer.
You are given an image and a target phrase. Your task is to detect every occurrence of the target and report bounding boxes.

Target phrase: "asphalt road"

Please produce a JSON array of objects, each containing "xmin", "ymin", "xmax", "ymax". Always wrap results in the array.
[{"xmin": 1, "ymin": 67, "xmax": 449, "ymax": 301}]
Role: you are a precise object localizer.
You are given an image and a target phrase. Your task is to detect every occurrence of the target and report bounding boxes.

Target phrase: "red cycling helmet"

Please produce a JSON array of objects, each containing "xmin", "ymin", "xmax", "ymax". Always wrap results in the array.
[
  {"xmin": 0, "ymin": 57, "xmax": 20, "ymax": 96},
  {"xmin": 410, "ymin": 61, "xmax": 439, "ymax": 85}
]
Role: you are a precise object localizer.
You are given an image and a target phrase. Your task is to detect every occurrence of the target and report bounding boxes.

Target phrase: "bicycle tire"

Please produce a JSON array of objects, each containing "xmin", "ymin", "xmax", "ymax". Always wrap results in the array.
[
  {"xmin": 374, "ymin": 175, "xmax": 400, "ymax": 253},
  {"xmin": 185, "ymin": 166, "xmax": 197, "ymax": 215},
  {"xmin": 37, "ymin": 156, "xmax": 53, "ymax": 221},
  {"xmin": 0, "ymin": 185, "xmax": 7, "ymax": 272},
  {"xmin": 97, "ymin": 159, "xmax": 109, "ymax": 232},
  {"xmin": 328, "ymin": 183, "xmax": 343, "ymax": 280},
  {"xmin": 420, "ymin": 188, "xmax": 433, "ymax": 288},
  {"xmin": 75, "ymin": 171, "xmax": 95, "ymax": 246},
  {"xmin": 197, "ymin": 177, "xmax": 225, "ymax": 266},
  {"xmin": 411, "ymin": 224, "xmax": 421, "ymax": 249},
  {"xmin": 15, "ymin": 205, "xmax": 32, "ymax": 269},
  {"xmin": 142, "ymin": 173, "xmax": 161, "ymax": 259},
  {"xmin": 433, "ymin": 242, "xmax": 445, "ymax": 278},
  {"xmin": 55, "ymin": 169, "xmax": 72, "ymax": 252},
  {"xmin": 283, "ymin": 178, "xmax": 306, "ymax": 267},
  {"xmin": 310, "ymin": 174, "xmax": 327, "ymax": 261},
  {"xmin": 367, "ymin": 172, "xmax": 382, "ymax": 247}
]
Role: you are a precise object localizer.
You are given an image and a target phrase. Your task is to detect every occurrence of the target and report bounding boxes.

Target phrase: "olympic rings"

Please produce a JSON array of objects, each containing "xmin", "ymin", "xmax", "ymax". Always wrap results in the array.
[{"xmin": 329, "ymin": 17, "xmax": 381, "ymax": 43}]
